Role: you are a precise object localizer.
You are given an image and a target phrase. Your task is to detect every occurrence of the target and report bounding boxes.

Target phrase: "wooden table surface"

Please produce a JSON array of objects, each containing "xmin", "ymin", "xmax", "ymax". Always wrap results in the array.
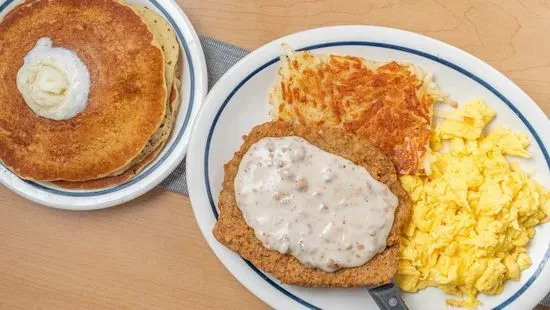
[{"xmin": 2, "ymin": 0, "xmax": 550, "ymax": 309}]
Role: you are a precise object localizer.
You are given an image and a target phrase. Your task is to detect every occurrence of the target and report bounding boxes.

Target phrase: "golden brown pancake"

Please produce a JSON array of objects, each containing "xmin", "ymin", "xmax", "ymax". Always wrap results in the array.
[
  {"xmin": 94, "ymin": 4, "xmax": 182, "ymax": 178},
  {"xmin": 110, "ymin": 76, "xmax": 180, "ymax": 175},
  {"xmin": 52, "ymin": 78, "xmax": 180, "ymax": 189},
  {"xmin": 269, "ymin": 47, "xmax": 450, "ymax": 175},
  {"xmin": 213, "ymin": 121, "xmax": 412, "ymax": 287},
  {"xmin": 0, "ymin": 0, "xmax": 166, "ymax": 181},
  {"xmin": 49, "ymin": 3, "xmax": 183, "ymax": 189}
]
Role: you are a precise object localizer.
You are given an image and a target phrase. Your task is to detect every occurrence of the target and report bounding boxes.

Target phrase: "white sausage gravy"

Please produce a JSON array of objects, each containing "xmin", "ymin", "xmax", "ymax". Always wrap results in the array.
[{"xmin": 234, "ymin": 136, "xmax": 398, "ymax": 272}]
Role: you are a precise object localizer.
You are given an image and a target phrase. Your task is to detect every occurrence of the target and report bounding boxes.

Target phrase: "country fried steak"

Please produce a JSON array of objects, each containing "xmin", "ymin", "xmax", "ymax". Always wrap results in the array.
[{"xmin": 213, "ymin": 121, "xmax": 412, "ymax": 287}]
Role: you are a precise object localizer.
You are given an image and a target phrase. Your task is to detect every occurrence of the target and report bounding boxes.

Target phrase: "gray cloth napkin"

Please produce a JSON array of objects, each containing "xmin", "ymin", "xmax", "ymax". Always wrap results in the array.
[{"xmin": 159, "ymin": 35, "xmax": 550, "ymax": 308}]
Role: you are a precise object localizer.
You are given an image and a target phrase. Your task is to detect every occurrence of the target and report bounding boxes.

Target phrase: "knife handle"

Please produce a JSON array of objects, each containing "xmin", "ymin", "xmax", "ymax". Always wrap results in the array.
[{"xmin": 368, "ymin": 282, "xmax": 409, "ymax": 310}]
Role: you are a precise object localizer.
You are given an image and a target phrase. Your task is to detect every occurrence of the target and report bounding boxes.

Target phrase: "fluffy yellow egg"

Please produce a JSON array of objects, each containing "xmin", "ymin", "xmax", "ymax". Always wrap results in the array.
[{"xmin": 396, "ymin": 99, "xmax": 550, "ymax": 308}]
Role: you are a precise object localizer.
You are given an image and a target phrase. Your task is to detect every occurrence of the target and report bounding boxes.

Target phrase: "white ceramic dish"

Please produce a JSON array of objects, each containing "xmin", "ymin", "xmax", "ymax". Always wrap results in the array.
[
  {"xmin": 187, "ymin": 26, "xmax": 550, "ymax": 309},
  {"xmin": 0, "ymin": 0, "xmax": 207, "ymax": 210}
]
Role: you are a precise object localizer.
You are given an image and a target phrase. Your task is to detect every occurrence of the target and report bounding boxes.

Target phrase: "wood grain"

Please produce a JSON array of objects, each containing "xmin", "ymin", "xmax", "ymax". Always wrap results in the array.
[
  {"xmin": 1, "ymin": 0, "xmax": 549, "ymax": 309},
  {"xmin": 0, "ymin": 189, "xmax": 265, "ymax": 309},
  {"xmin": 180, "ymin": 0, "xmax": 550, "ymax": 115}
]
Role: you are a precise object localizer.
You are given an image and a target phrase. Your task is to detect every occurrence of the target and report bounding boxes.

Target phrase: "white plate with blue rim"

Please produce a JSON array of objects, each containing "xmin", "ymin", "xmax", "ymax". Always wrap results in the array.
[
  {"xmin": 186, "ymin": 26, "xmax": 550, "ymax": 309},
  {"xmin": 0, "ymin": 0, "xmax": 207, "ymax": 210}
]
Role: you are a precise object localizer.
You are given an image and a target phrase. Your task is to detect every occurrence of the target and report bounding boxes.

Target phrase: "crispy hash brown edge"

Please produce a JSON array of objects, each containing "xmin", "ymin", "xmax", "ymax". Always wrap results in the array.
[{"xmin": 213, "ymin": 121, "xmax": 412, "ymax": 287}]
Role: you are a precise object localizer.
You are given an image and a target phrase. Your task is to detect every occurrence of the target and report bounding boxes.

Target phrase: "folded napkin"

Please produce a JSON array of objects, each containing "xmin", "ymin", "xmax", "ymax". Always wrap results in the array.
[{"xmin": 160, "ymin": 35, "xmax": 550, "ymax": 308}]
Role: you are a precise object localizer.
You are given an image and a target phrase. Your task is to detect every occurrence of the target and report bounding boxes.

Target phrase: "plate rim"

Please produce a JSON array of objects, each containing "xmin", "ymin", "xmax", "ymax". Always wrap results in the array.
[
  {"xmin": 187, "ymin": 25, "xmax": 550, "ymax": 309},
  {"xmin": 0, "ymin": 0, "xmax": 208, "ymax": 210}
]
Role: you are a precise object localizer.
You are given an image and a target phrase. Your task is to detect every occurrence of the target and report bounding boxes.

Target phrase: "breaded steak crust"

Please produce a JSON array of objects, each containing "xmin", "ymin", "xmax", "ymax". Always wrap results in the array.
[{"xmin": 213, "ymin": 121, "xmax": 412, "ymax": 287}]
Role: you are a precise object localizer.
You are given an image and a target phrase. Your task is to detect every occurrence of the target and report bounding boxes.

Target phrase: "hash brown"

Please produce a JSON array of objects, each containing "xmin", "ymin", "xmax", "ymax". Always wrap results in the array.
[
  {"xmin": 213, "ymin": 121, "xmax": 412, "ymax": 287},
  {"xmin": 269, "ymin": 47, "xmax": 450, "ymax": 175}
]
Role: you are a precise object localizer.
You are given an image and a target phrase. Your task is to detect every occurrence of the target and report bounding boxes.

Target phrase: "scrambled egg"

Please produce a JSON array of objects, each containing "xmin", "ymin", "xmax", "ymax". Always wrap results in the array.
[{"xmin": 396, "ymin": 99, "xmax": 550, "ymax": 308}]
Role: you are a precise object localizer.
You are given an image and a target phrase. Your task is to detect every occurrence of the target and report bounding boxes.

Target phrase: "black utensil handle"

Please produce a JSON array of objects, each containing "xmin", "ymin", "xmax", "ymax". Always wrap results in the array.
[{"xmin": 368, "ymin": 282, "xmax": 409, "ymax": 310}]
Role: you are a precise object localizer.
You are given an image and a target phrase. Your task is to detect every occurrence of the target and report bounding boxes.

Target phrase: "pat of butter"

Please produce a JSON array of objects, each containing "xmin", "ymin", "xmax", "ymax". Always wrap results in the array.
[
  {"xmin": 17, "ymin": 37, "xmax": 90, "ymax": 120},
  {"xmin": 36, "ymin": 65, "xmax": 68, "ymax": 96}
]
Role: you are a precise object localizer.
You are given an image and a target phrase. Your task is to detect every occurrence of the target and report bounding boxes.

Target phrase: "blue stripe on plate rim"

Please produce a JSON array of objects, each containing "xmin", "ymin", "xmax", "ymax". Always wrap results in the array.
[
  {"xmin": 204, "ymin": 41, "xmax": 550, "ymax": 309},
  {"xmin": 0, "ymin": 0, "xmax": 195, "ymax": 197}
]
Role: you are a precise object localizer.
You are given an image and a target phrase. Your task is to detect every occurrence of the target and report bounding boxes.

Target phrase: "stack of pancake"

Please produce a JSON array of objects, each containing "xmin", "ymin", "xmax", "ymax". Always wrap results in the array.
[{"xmin": 0, "ymin": 0, "xmax": 182, "ymax": 189}]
